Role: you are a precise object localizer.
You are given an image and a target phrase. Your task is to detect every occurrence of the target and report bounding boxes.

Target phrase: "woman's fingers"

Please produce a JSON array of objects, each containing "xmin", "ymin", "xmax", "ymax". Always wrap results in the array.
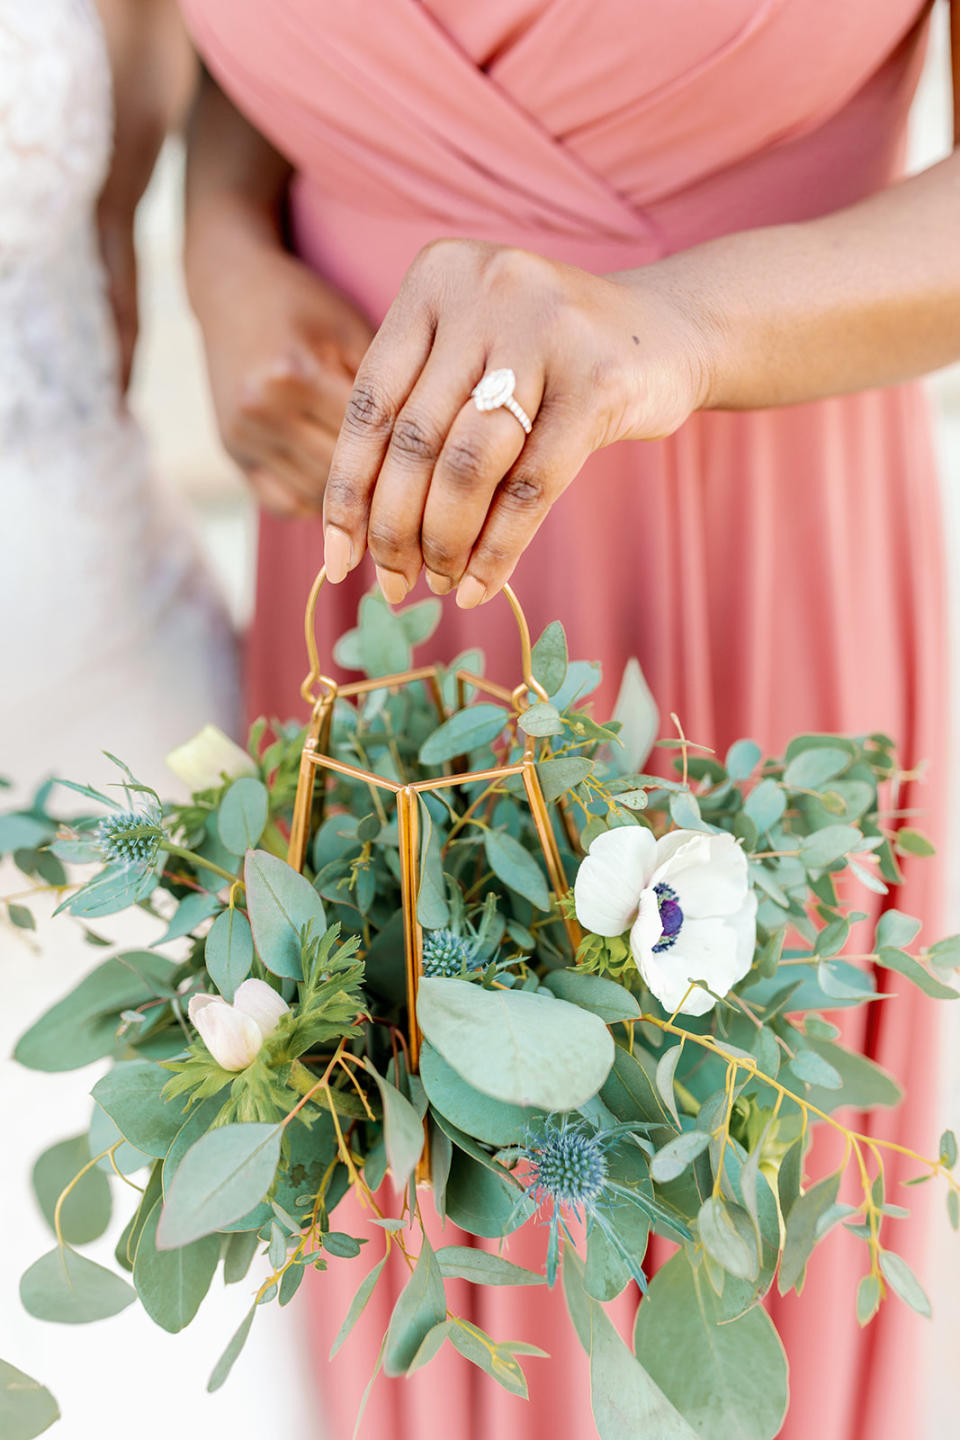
[
  {"xmin": 363, "ymin": 336, "xmax": 499, "ymax": 601},
  {"xmin": 322, "ymin": 301, "xmax": 435, "ymax": 583},
  {"xmin": 419, "ymin": 366, "xmax": 543, "ymax": 595},
  {"xmin": 455, "ymin": 409, "xmax": 592, "ymax": 606}
]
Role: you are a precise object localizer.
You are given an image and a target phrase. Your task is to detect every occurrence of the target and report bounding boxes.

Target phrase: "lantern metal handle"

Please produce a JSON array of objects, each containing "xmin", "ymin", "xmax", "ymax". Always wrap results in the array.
[{"xmin": 300, "ymin": 567, "xmax": 550, "ymax": 710}]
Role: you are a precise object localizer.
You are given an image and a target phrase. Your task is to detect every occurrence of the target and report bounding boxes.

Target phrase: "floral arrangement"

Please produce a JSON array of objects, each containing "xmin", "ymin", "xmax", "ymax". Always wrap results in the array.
[{"xmin": 2, "ymin": 589, "xmax": 958, "ymax": 1440}]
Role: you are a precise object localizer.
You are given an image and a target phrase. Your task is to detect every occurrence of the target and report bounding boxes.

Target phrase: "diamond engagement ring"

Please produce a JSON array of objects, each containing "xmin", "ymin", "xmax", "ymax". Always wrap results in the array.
[{"xmin": 471, "ymin": 368, "xmax": 533, "ymax": 435}]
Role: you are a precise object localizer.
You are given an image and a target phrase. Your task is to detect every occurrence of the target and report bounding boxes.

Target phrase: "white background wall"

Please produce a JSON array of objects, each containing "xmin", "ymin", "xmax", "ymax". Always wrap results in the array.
[{"xmin": 3, "ymin": 9, "xmax": 960, "ymax": 1439}]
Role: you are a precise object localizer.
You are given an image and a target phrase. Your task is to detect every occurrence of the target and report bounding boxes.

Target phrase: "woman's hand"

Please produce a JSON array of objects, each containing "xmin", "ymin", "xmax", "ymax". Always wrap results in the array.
[
  {"xmin": 184, "ymin": 69, "xmax": 375, "ymax": 516},
  {"xmin": 194, "ymin": 240, "xmax": 375, "ymax": 518},
  {"xmin": 321, "ymin": 239, "xmax": 710, "ymax": 605}
]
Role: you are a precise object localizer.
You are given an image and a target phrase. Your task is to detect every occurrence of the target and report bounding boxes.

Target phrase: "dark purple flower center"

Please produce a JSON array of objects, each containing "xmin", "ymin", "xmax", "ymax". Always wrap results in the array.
[{"xmin": 653, "ymin": 882, "xmax": 684, "ymax": 953}]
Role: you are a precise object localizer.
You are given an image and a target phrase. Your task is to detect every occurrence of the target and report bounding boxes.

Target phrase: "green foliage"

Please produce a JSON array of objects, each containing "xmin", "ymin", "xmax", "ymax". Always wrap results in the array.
[
  {"xmin": 417, "ymin": 976, "xmax": 614, "ymax": 1110},
  {"xmin": 6, "ymin": 592, "xmax": 957, "ymax": 1435},
  {"xmin": 133, "ymin": 1202, "xmax": 220, "ymax": 1332},
  {"xmin": 32, "ymin": 1135, "xmax": 111, "ymax": 1245},
  {"xmin": 564, "ymin": 1248, "xmax": 696, "ymax": 1440},
  {"xmin": 383, "ymin": 1237, "xmax": 446, "ymax": 1376},
  {"xmin": 244, "ymin": 848, "xmax": 325, "ymax": 979},
  {"xmin": 634, "ymin": 1253, "xmax": 788, "ymax": 1440},
  {"xmin": 157, "ymin": 1123, "xmax": 282, "ymax": 1248},
  {"xmin": 0, "ymin": 1358, "xmax": 60, "ymax": 1440},
  {"xmin": 20, "ymin": 1248, "xmax": 136, "ymax": 1324}
]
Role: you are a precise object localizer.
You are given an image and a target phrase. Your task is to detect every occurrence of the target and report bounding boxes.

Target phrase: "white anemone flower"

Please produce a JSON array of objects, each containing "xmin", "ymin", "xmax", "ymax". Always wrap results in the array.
[
  {"xmin": 574, "ymin": 827, "xmax": 757, "ymax": 1017},
  {"xmin": 166, "ymin": 724, "xmax": 257, "ymax": 793},
  {"xmin": 187, "ymin": 978, "xmax": 290, "ymax": 1071}
]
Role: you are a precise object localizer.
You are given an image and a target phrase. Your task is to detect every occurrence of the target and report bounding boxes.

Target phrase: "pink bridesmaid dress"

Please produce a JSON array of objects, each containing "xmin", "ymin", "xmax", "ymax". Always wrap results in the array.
[{"xmin": 179, "ymin": 3, "xmax": 948, "ymax": 1436}]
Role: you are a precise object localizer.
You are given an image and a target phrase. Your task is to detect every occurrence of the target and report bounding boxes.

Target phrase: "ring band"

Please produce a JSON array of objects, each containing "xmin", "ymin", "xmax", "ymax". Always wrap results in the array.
[{"xmin": 471, "ymin": 368, "xmax": 533, "ymax": 436}]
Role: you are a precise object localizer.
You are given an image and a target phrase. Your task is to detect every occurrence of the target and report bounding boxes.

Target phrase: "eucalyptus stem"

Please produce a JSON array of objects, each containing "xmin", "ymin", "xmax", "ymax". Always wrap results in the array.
[{"xmin": 161, "ymin": 842, "xmax": 239, "ymax": 888}]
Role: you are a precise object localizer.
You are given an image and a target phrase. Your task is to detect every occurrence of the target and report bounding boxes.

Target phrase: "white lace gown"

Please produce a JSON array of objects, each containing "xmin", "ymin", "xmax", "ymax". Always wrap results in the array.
[
  {"xmin": 0, "ymin": 5, "xmax": 322, "ymax": 1438},
  {"xmin": 0, "ymin": 0, "xmax": 239, "ymax": 794}
]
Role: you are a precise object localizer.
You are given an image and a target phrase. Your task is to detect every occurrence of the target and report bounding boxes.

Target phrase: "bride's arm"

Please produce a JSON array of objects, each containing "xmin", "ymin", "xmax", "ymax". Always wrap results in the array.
[
  {"xmin": 95, "ymin": 0, "xmax": 195, "ymax": 389},
  {"xmin": 184, "ymin": 72, "xmax": 374, "ymax": 517}
]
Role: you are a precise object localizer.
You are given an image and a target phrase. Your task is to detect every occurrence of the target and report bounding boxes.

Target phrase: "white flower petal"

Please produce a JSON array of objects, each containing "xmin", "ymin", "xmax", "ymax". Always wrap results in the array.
[
  {"xmin": 633, "ymin": 912, "xmax": 736, "ymax": 1015},
  {"xmin": 630, "ymin": 888, "xmax": 757, "ymax": 1019},
  {"xmin": 166, "ymin": 724, "xmax": 257, "ymax": 793},
  {"xmin": 191, "ymin": 996, "xmax": 263, "ymax": 1070},
  {"xmin": 574, "ymin": 825, "xmax": 656, "ymax": 936},
  {"xmin": 634, "ymin": 886, "xmax": 665, "ymax": 954},
  {"xmin": 187, "ymin": 993, "xmax": 219, "ymax": 1024},
  {"xmin": 233, "ymin": 978, "xmax": 290, "ymax": 1039},
  {"xmin": 654, "ymin": 831, "xmax": 749, "ymax": 918}
]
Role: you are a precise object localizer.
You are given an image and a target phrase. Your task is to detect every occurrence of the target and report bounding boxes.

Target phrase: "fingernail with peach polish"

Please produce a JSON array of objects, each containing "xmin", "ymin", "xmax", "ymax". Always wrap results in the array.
[
  {"xmin": 425, "ymin": 570, "xmax": 454, "ymax": 596},
  {"xmin": 323, "ymin": 526, "xmax": 353, "ymax": 584},
  {"xmin": 456, "ymin": 575, "xmax": 486, "ymax": 610},
  {"xmin": 375, "ymin": 566, "xmax": 409, "ymax": 606}
]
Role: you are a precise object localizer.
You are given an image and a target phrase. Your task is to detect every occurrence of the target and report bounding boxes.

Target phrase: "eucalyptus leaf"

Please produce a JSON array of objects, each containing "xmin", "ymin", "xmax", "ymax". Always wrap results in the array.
[
  {"xmin": 448, "ymin": 1320, "xmax": 531, "ymax": 1397},
  {"xmin": 419, "ymin": 705, "xmax": 508, "ymax": 766},
  {"xmin": 157, "ymin": 1122, "xmax": 282, "ymax": 1248},
  {"xmin": 634, "ymin": 1252, "xmax": 788, "ymax": 1440},
  {"xmin": 537, "ymin": 756, "xmax": 593, "ymax": 802},
  {"xmin": 542, "ymin": 968, "xmax": 642, "ymax": 1023},
  {"xmin": 437, "ymin": 1247, "xmax": 545, "ymax": 1287},
  {"xmin": 420, "ymin": 1042, "xmax": 539, "ymax": 1146},
  {"xmin": 418, "ymin": 977, "xmax": 614, "ymax": 1110},
  {"xmin": 0, "ymin": 1358, "xmax": 59, "ymax": 1440},
  {"xmin": 152, "ymin": 890, "xmax": 221, "ymax": 946},
  {"xmin": 205, "ymin": 907, "xmax": 255, "ymax": 1002},
  {"xmin": 20, "ymin": 1248, "xmax": 136, "ymax": 1324},
  {"xmin": 877, "ymin": 947, "xmax": 958, "ymax": 1000},
  {"xmin": 31, "ymin": 1134, "xmax": 112, "ymax": 1248},
  {"xmin": 651, "ymin": 1130, "xmax": 710, "ymax": 1184},
  {"xmin": 878, "ymin": 1251, "xmax": 931, "ymax": 1317},
  {"xmin": 330, "ymin": 1258, "xmax": 388, "ymax": 1359},
  {"xmin": 743, "ymin": 779, "xmax": 786, "ymax": 834},
  {"xmin": 563, "ymin": 1248, "xmax": 696, "ymax": 1440},
  {"xmin": 698, "ymin": 1197, "xmax": 759, "ymax": 1281},
  {"xmin": 208, "ymin": 1307, "xmax": 256, "ymax": 1393},
  {"xmin": 725, "ymin": 739, "xmax": 762, "ymax": 781},
  {"xmin": 218, "ymin": 777, "xmax": 269, "ymax": 854},
  {"xmin": 783, "ymin": 747, "xmax": 850, "ymax": 790},
  {"xmin": 91, "ymin": 1060, "xmax": 186, "ymax": 1158},
  {"xmin": 364, "ymin": 1061, "xmax": 424, "ymax": 1189},
  {"xmin": 518, "ymin": 702, "xmax": 564, "ymax": 737},
  {"xmin": 133, "ymin": 1201, "xmax": 220, "ymax": 1332},
  {"xmin": 383, "ymin": 1237, "xmax": 446, "ymax": 1377},
  {"xmin": 244, "ymin": 848, "xmax": 326, "ymax": 979},
  {"xmin": 483, "ymin": 829, "xmax": 551, "ymax": 911},
  {"xmin": 532, "ymin": 620, "xmax": 568, "ymax": 697},
  {"xmin": 15, "ymin": 951, "xmax": 176, "ymax": 1072},
  {"xmin": 654, "ymin": 1044, "xmax": 684, "ymax": 1129},
  {"xmin": 779, "ymin": 1171, "xmax": 842, "ymax": 1294},
  {"xmin": 875, "ymin": 909, "xmax": 922, "ymax": 951}
]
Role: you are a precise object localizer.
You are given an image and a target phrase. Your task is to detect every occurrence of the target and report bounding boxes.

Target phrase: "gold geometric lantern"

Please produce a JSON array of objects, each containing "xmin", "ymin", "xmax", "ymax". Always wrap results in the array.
[{"xmin": 287, "ymin": 569, "xmax": 581, "ymax": 1177}]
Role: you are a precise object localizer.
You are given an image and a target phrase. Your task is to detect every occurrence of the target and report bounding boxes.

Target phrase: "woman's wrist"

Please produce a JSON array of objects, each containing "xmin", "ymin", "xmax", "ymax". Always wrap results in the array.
[
  {"xmin": 185, "ymin": 187, "xmax": 287, "ymax": 321},
  {"xmin": 603, "ymin": 262, "xmax": 728, "ymax": 439}
]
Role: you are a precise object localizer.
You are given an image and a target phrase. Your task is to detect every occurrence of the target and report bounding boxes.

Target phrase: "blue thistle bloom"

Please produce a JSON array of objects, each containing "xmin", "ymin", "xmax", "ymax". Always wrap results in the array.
[
  {"xmin": 516, "ymin": 1114, "xmax": 663, "ymax": 1291},
  {"xmin": 421, "ymin": 928, "xmax": 477, "ymax": 978},
  {"xmin": 522, "ymin": 1115, "xmax": 608, "ymax": 1213},
  {"xmin": 95, "ymin": 810, "xmax": 162, "ymax": 866}
]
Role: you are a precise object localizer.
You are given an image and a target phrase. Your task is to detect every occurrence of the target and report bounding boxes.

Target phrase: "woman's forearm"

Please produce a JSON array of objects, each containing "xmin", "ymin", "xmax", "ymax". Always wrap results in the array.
[
  {"xmin": 184, "ymin": 71, "xmax": 293, "ymax": 315},
  {"xmin": 95, "ymin": 0, "xmax": 193, "ymax": 217},
  {"xmin": 626, "ymin": 148, "xmax": 960, "ymax": 412}
]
